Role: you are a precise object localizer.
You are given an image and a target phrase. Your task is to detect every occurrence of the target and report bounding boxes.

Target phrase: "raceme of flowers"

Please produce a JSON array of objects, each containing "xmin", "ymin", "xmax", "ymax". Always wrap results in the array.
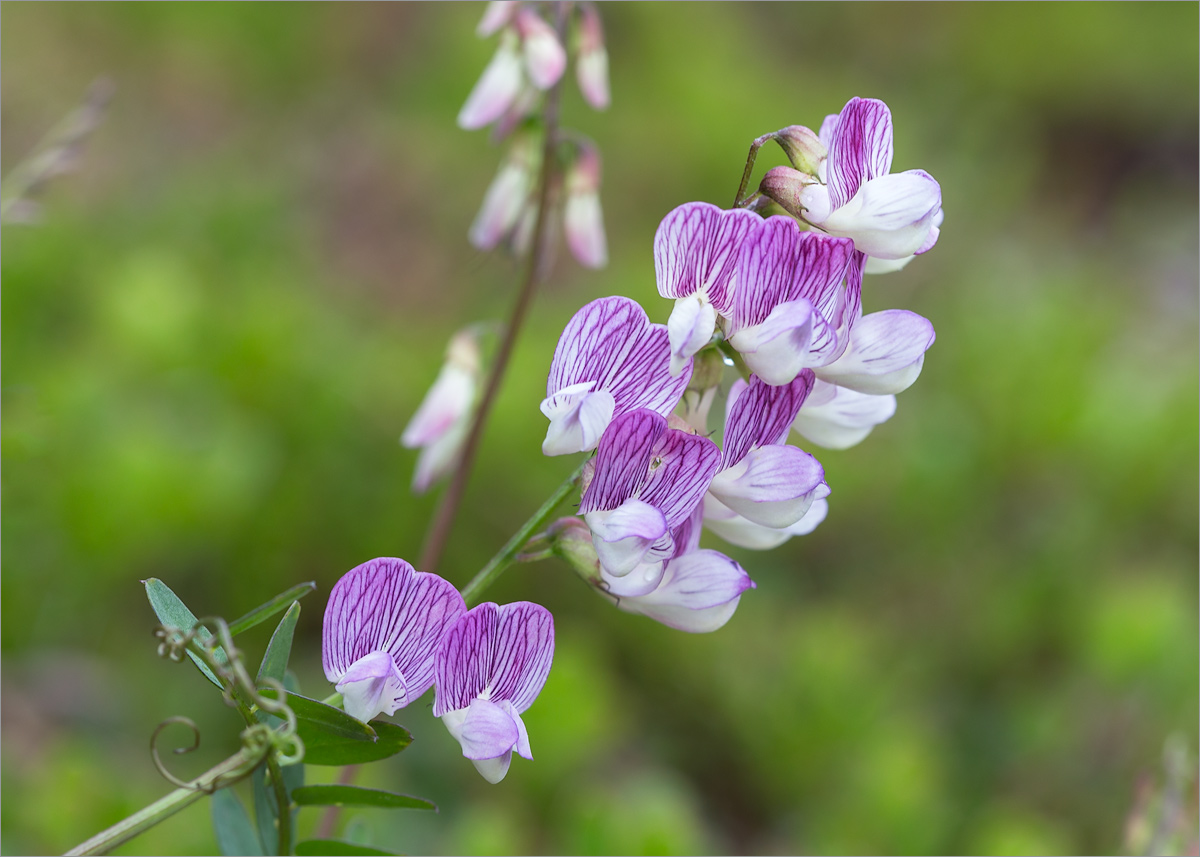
[
  {"xmin": 460, "ymin": 1, "xmax": 610, "ymax": 269},
  {"xmin": 322, "ymin": 558, "xmax": 554, "ymax": 784},
  {"xmin": 539, "ymin": 95, "xmax": 940, "ymax": 632}
]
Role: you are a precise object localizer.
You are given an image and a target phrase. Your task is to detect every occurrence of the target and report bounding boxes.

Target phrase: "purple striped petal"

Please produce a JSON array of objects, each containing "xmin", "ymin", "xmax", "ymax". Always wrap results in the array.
[
  {"xmin": 617, "ymin": 549, "xmax": 754, "ymax": 633},
  {"xmin": 638, "ymin": 429, "xmax": 721, "ymax": 529},
  {"xmin": 433, "ymin": 601, "xmax": 554, "ymax": 717},
  {"xmin": 322, "ymin": 558, "xmax": 466, "ymax": 706},
  {"xmin": 543, "ymin": 297, "xmax": 690, "ymax": 454},
  {"xmin": 815, "ymin": 309, "xmax": 935, "ymax": 395},
  {"xmin": 791, "ymin": 379, "xmax": 896, "ymax": 450},
  {"xmin": 654, "ymin": 202, "xmax": 760, "ymax": 314},
  {"xmin": 721, "ymin": 372, "xmax": 815, "ymax": 469},
  {"xmin": 729, "ymin": 218, "xmax": 854, "ymax": 334},
  {"xmin": 579, "ymin": 409, "xmax": 664, "ymax": 514},
  {"xmin": 825, "ymin": 97, "xmax": 894, "ymax": 211}
]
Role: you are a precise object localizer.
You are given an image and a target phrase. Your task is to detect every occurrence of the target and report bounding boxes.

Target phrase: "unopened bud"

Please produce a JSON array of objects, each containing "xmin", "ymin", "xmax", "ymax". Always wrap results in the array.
[
  {"xmin": 688, "ymin": 345, "xmax": 726, "ymax": 394},
  {"xmin": 772, "ymin": 125, "xmax": 826, "ymax": 176},
  {"xmin": 564, "ymin": 143, "xmax": 607, "ymax": 268},
  {"xmin": 575, "ymin": 3, "xmax": 610, "ymax": 110},
  {"xmin": 546, "ymin": 517, "xmax": 602, "ymax": 585},
  {"xmin": 758, "ymin": 165, "xmax": 819, "ymax": 220},
  {"xmin": 515, "ymin": 7, "xmax": 566, "ymax": 90}
]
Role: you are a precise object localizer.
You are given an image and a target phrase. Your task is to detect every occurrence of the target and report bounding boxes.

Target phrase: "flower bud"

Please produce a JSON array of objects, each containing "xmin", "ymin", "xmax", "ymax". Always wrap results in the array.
[
  {"xmin": 758, "ymin": 165, "xmax": 820, "ymax": 220},
  {"xmin": 563, "ymin": 143, "xmax": 607, "ymax": 268},
  {"xmin": 476, "ymin": 1, "xmax": 518, "ymax": 37},
  {"xmin": 772, "ymin": 125, "xmax": 826, "ymax": 176},
  {"xmin": 514, "ymin": 7, "xmax": 566, "ymax": 90},
  {"xmin": 546, "ymin": 517, "xmax": 602, "ymax": 585},
  {"xmin": 575, "ymin": 3, "xmax": 610, "ymax": 110},
  {"xmin": 469, "ymin": 133, "xmax": 540, "ymax": 251}
]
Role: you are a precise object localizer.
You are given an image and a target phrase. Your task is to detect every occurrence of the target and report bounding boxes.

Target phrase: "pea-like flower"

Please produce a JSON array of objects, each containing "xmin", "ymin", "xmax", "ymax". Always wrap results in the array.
[
  {"xmin": 541, "ymin": 296, "xmax": 692, "ymax": 455},
  {"xmin": 433, "ymin": 601, "xmax": 554, "ymax": 784},
  {"xmin": 579, "ymin": 408, "xmax": 720, "ymax": 593},
  {"xmin": 322, "ymin": 558, "xmax": 466, "ymax": 723}
]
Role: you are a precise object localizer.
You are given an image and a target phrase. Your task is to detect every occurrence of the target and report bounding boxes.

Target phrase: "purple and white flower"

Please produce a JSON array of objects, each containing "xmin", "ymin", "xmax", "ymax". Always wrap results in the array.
[
  {"xmin": 811, "ymin": 307, "xmax": 936, "ymax": 396},
  {"xmin": 575, "ymin": 2, "xmax": 610, "ymax": 111},
  {"xmin": 401, "ymin": 329, "xmax": 483, "ymax": 493},
  {"xmin": 563, "ymin": 143, "xmax": 607, "ymax": 269},
  {"xmin": 469, "ymin": 133, "xmax": 539, "ymax": 251},
  {"xmin": 762, "ymin": 97, "xmax": 942, "ymax": 262},
  {"xmin": 433, "ymin": 601, "xmax": 554, "ymax": 784},
  {"xmin": 580, "ymin": 408, "xmax": 720, "ymax": 594},
  {"xmin": 322, "ymin": 558, "xmax": 466, "ymax": 723},
  {"xmin": 791, "ymin": 379, "xmax": 897, "ymax": 450},
  {"xmin": 707, "ymin": 373, "xmax": 827, "ymax": 531},
  {"xmin": 724, "ymin": 217, "xmax": 857, "ymax": 386},
  {"xmin": 541, "ymin": 297, "xmax": 692, "ymax": 455},
  {"xmin": 654, "ymin": 202, "xmax": 761, "ymax": 375}
]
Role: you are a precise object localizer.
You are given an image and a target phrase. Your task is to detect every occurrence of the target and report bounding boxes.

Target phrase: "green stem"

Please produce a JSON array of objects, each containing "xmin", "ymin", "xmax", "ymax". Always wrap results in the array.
[
  {"xmin": 460, "ymin": 460, "xmax": 586, "ymax": 606},
  {"xmin": 64, "ymin": 750, "xmax": 260, "ymax": 856},
  {"xmin": 733, "ymin": 133, "xmax": 774, "ymax": 208}
]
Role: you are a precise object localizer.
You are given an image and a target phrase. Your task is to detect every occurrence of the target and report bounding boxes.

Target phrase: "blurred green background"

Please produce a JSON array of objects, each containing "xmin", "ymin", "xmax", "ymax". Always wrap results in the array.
[{"xmin": 3, "ymin": 3, "xmax": 1197, "ymax": 855}]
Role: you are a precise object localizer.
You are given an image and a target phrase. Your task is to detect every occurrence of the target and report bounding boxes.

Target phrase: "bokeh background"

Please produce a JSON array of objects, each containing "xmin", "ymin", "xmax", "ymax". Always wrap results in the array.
[{"xmin": 3, "ymin": 3, "xmax": 1197, "ymax": 855}]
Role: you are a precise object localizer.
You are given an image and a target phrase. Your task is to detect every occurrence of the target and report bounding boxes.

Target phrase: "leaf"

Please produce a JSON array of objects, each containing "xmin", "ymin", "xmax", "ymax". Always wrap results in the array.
[
  {"xmin": 294, "ymin": 841, "xmax": 395, "ymax": 856},
  {"xmin": 228, "ymin": 582, "xmax": 317, "ymax": 637},
  {"xmin": 259, "ymin": 688, "xmax": 378, "ymax": 743},
  {"xmin": 292, "ymin": 785, "xmax": 436, "ymax": 812},
  {"xmin": 302, "ymin": 719, "xmax": 413, "ymax": 767},
  {"xmin": 144, "ymin": 578, "xmax": 225, "ymax": 690},
  {"xmin": 256, "ymin": 601, "xmax": 301, "ymax": 686},
  {"xmin": 211, "ymin": 788, "xmax": 265, "ymax": 856},
  {"xmin": 251, "ymin": 764, "xmax": 278, "ymax": 857}
]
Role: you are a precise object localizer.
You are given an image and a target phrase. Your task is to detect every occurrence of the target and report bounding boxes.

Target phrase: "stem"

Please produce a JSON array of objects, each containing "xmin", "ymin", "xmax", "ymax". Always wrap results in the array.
[
  {"xmin": 460, "ymin": 460, "xmax": 586, "ymax": 606},
  {"xmin": 418, "ymin": 1, "xmax": 571, "ymax": 575},
  {"xmin": 64, "ymin": 750, "xmax": 259, "ymax": 856},
  {"xmin": 733, "ymin": 133, "xmax": 774, "ymax": 208}
]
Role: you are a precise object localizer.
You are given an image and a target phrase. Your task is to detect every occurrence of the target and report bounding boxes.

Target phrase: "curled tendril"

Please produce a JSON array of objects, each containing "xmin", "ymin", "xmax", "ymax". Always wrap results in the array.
[
  {"xmin": 150, "ymin": 717, "xmax": 219, "ymax": 792},
  {"xmin": 150, "ymin": 613, "xmax": 306, "ymax": 792}
]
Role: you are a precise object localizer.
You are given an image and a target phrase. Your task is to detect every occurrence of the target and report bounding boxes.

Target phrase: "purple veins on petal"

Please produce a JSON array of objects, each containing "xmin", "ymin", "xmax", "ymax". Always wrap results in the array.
[
  {"xmin": 638, "ymin": 428, "xmax": 721, "ymax": 529},
  {"xmin": 825, "ymin": 97, "xmax": 894, "ymax": 211},
  {"xmin": 721, "ymin": 372, "xmax": 815, "ymax": 470},
  {"xmin": 322, "ymin": 558, "xmax": 466, "ymax": 716},
  {"xmin": 579, "ymin": 409, "xmax": 663, "ymax": 514},
  {"xmin": 433, "ymin": 601, "xmax": 554, "ymax": 718},
  {"xmin": 654, "ymin": 202, "xmax": 760, "ymax": 314}
]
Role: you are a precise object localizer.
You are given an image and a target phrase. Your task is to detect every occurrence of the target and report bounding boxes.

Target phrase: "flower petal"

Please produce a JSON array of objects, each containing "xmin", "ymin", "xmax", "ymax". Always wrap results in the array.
[
  {"xmin": 728, "ymin": 298, "xmax": 816, "ymax": 387},
  {"xmin": 721, "ymin": 372, "xmax": 815, "ymax": 468},
  {"xmin": 458, "ymin": 36, "xmax": 524, "ymax": 131},
  {"xmin": 433, "ymin": 601, "xmax": 555, "ymax": 717},
  {"xmin": 585, "ymin": 499, "xmax": 669, "ymax": 578},
  {"xmin": 515, "ymin": 8, "xmax": 566, "ymax": 90},
  {"xmin": 791, "ymin": 379, "xmax": 897, "ymax": 449},
  {"xmin": 653, "ymin": 202, "xmax": 759, "ymax": 314},
  {"xmin": 477, "ymin": 1, "xmax": 518, "ymax": 37},
  {"xmin": 815, "ymin": 309, "xmax": 935, "ymax": 395},
  {"xmin": 818, "ymin": 170, "xmax": 942, "ymax": 260},
  {"xmin": 579, "ymin": 409, "xmax": 663, "ymax": 514},
  {"xmin": 708, "ymin": 444, "xmax": 825, "ymax": 528},
  {"xmin": 638, "ymin": 429, "xmax": 721, "ymax": 530},
  {"xmin": 540, "ymin": 382, "xmax": 615, "ymax": 456},
  {"xmin": 702, "ymin": 489, "xmax": 830, "ymax": 549},
  {"xmin": 575, "ymin": 3, "xmax": 610, "ymax": 110},
  {"xmin": 825, "ymin": 96, "xmax": 894, "ymax": 211},
  {"xmin": 667, "ymin": 295, "xmax": 717, "ymax": 378},
  {"xmin": 336, "ymin": 651, "xmax": 409, "ymax": 723},
  {"xmin": 564, "ymin": 189, "xmax": 608, "ymax": 269},
  {"xmin": 618, "ymin": 550, "xmax": 755, "ymax": 633},
  {"xmin": 323, "ymin": 558, "xmax": 466, "ymax": 703}
]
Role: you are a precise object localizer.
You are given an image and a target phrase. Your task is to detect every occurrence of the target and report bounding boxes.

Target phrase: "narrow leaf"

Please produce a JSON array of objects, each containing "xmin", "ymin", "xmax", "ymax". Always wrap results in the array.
[
  {"xmin": 143, "ymin": 578, "xmax": 225, "ymax": 689},
  {"xmin": 258, "ymin": 688, "xmax": 378, "ymax": 743},
  {"xmin": 256, "ymin": 602, "xmax": 301, "ymax": 686},
  {"xmin": 292, "ymin": 785, "xmax": 436, "ymax": 812},
  {"xmin": 295, "ymin": 841, "xmax": 395, "ymax": 856},
  {"xmin": 211, "ymin": 788, "xmax": 265, "ymax": 856},
  {"xmin": 252, "ymin": 764, "xmax": 278, "ymax": 857},
  {"xmin": 229, "ymin": 582, "xmax": 317, "ymax": 637},
  {"xmin": 300, "ymin": 719, "xmax": 413, "ymax": 767}
]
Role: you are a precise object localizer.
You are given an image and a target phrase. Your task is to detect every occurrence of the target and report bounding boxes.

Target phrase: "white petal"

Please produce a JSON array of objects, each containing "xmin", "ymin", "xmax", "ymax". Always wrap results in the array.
[
  {"xmin": 815, "ymin": 310, "xmax": 934, "ymax": 395},
  {"xmin": 707, "ymin": 445, "xmax": 824, "ymax": 529},
  {"xmin": 540, "ymin": 383, "xmax": 615, "ymax": 455},
  {"xmin": 618, "ymin": 550, "xmax": 754, "ymax": 633},
  {"xmin": 336, "ymin": 651, "xmax": 408, "ymax": 723},
  {"xmin": 457, "ymin": 38, "xmax": 524, "ymax": 130},
  {"xmin": 817, "ymin": 171, "xmax": 942, "ymax": 260},
  {"xmin": 667, "ymin": 295, "xmax": 717, "ymax": 378},
  {"xmin": 584, "ymin": 499, "xmax": 668, "ymax": 577},
  {"xmin": 727, "ymin": 299, "xmax": 816, "ymax": 386},
  {"xmin": 791, "ymin": 380, "xmax": 896, "ymax": 450}
]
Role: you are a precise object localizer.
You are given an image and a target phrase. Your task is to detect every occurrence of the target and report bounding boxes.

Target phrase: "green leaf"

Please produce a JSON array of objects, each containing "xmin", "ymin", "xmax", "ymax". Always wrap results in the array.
[
  {"xmin": 251, "ymin": 764, "xmax": 278, "ymax": 857},
  {"xmin": 211, "ymin": 788, "xmax": 265, "ymax": 856},
  {"xmin": 256, "ymin": 601, "xmax": 301, "ymax": 686},
  {"xmin": 294, "ymin": 840, "xmax": 395, "ymax": 856},
  {"xmin": 228, "ymin": 582, "xmax": 317, "ymax": 637},
  {"xmin": 257, "ymin": 689, "xmax": 413, "ymax": 766},
  {"xmin": 143, "ymin": 578, "xmax": 225, "ymax": 690},
  {"xmin": 292, "ymin": 785, "xmax": 436, "ymax": 812}
]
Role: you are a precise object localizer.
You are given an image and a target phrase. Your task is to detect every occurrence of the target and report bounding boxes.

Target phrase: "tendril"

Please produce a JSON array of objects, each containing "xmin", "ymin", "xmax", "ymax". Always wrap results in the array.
[{"xmin": 150, "ymin": 717, "xmax": 213, "ymax": 792}]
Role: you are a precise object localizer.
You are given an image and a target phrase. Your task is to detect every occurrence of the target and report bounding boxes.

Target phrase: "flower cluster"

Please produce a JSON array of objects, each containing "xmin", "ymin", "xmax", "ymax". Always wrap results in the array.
[
  {"xmin": 539, "ymin": 96, "xmax": 941, "ymax": 629},
  {"xmin": 460, "ymin": 1, "xmax": 610, "ymax": 268},
  {"xmin": 322, "ymin": 558, "xmax": 554, "ymax": 784}
]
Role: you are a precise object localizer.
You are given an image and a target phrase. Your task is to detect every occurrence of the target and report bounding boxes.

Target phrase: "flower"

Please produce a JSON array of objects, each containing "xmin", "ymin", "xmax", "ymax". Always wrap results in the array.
[
  {"xmin": 654, "ymin": 201, "xmax": 761, "ymax": 375},
  {"xmin": 469, "ymin": 134, "xmax": 540, "ymax": 251},
  {"xmin": 574, "ymin": 2, "xmax": 610, "ymax": 110},
  {"xmin": 578, "ymin": 408, "xmax": 720, "ymax": 592},
  {"xmin": 791, "ymin": 378, "xmax": 897, "ymax": 450},
  {"xmin": 401, "ymin": 328, "xmax": 483, "ymax": 494},
  {"xmin": 458, "ymin": 5, "xmax": 566, "ymax": 131},
  {"xmin": 724, "ymin": 217, "xmax": 857, "ymax": 386},
  {"xmin": 562, "ymin": 143, "xmax": 607, "ymax": 268},
  {"xmin": 322, "ymin": 558, "xmax": 466, "ymax": 723},
  {"xmin": 433, "ymin": 601, "xmax": 554, "ymax": 784},
  {"xmin": 761, "ymin": 97, "xmax": 942, "ymax": 262},
  {"xmin": 541, "ymin": 296, "xmax": 692, "ymax": 455}
]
